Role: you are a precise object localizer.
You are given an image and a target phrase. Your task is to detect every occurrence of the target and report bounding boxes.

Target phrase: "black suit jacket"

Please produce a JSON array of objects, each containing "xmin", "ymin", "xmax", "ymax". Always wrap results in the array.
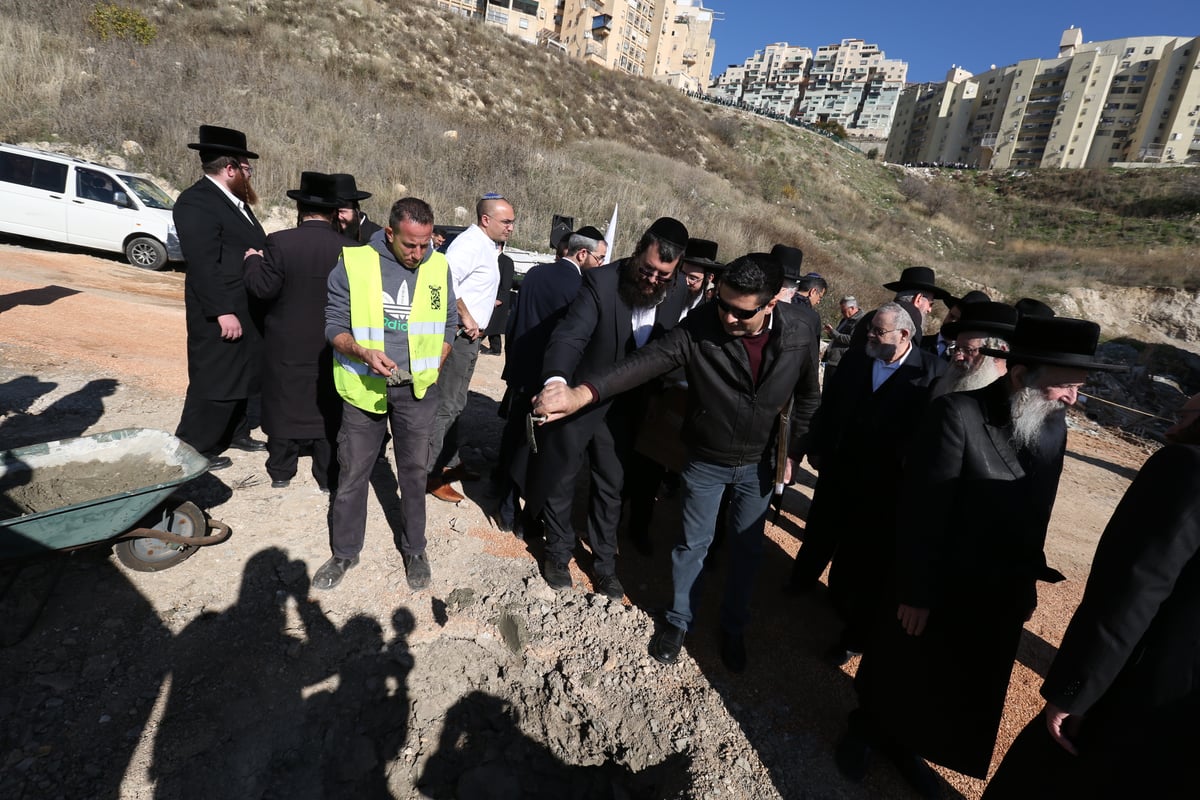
[
  {"xmin": 541, "ymin": 260, "xmax": 689, "ymax": 388},
  {"xmin": 174, "ymin": 176, "xmax": 267, "ymax": 399},
  {"xmin": 244, "ymin": 219, "xmax": 353, "ymax": 438},
  {"xmin": 502, "ymin": 257, "xmax": 583, "ymax": 392}
]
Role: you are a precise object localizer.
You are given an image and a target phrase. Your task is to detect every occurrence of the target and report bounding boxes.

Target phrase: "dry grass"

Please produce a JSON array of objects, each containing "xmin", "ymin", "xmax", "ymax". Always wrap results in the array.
[{"xmin": 1, "ymin": 0, "xmax": 1196, "ymax": 326}]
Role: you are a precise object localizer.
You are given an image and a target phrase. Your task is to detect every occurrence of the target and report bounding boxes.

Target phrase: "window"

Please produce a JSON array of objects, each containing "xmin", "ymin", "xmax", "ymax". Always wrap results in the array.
[
  {"xmin": 76, "ymin": 167, "xmax": 118, "ymax": 204},
  {"xmin": 0, "ymin": 151, "xmax": 67, "ymax": 192},
  {"xmin": 1144, "ymin": 46, "xmax": 1154, "ymax": 55}
]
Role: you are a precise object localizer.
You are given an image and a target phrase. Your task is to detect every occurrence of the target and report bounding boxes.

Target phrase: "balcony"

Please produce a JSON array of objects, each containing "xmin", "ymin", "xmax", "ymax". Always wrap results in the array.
[
  {"xmin": 591, "ymin": 14, "xmax": 611, "ymax": 38},
  {"xmin": 682, "ymin": 51, "xmax": 697, "ymax": 65}
]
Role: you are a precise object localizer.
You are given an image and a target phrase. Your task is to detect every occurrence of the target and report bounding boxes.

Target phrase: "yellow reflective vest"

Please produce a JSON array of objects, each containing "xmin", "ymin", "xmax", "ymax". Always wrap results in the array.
[{"xmin": 333, "ymin": 245, "xmax": 449, "ymax": 411}]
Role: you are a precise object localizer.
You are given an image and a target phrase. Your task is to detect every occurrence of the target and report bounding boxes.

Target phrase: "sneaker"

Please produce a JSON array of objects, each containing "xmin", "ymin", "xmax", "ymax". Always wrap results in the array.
[
  {"xmin": 312, "ymin": 556, "xmax": 358, "ymax": 591},
  {"xmin": 594, "ymin": 574, "xmax": 625, "ymax": 600},
  {"xmin": 403, "ymin": 552, "xmax": 431, "ymax": 590},
  {"xmin": 543, "ymin": 560, "xmax": 572, "ymax": 591}
]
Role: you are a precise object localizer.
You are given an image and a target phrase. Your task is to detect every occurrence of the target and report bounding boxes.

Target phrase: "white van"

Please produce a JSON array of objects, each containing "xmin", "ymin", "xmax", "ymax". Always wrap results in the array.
[{"xmin": 0, "ymin": 143, "xmax": 182, "ymax": 270}]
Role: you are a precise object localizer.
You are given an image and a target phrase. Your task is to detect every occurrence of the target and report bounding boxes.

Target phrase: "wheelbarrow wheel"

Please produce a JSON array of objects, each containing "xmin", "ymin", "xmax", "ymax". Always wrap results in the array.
[{"xmin": 114, "ymin": 501, "xmax": 206, "ymax": 572}]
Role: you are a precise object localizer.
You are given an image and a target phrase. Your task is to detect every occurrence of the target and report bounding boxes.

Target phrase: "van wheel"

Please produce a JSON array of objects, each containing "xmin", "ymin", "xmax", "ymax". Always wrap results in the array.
[{"xmin": 126, "ymin": 236, "xmax": 167, "ymax": 270}]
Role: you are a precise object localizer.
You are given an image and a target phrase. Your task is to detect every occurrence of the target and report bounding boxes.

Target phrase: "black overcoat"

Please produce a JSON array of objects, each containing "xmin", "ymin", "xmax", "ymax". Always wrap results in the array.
[
  {"xmin": 803, "ymin": 345, "xmax": 945, "ymax": 626},
  {"xmin": 484, "ymin": 253, "xmax": 515, "ymax": 338},
  {"xmin": 855, "ymin": 377, "xmax": 1068, "ymax": 778},
  {"xmin": 243, "ymin": 219, "xmax": 352, "ymax": 439},
  {"xmin": 174, "ymin": 177, "xmax": 267, "ymax": 399},
  {"xmin": 984, "ymin": 443, "xmax": 1200, "ymax": 798},
  {"xmin": 501, "ymin": 257, "xmax": 582, "ymax": 393}
]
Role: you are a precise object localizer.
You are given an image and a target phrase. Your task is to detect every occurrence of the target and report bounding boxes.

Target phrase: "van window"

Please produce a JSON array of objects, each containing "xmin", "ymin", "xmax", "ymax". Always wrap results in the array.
[
  {"xmin": 0, "ymin": 151, "xmax": 68, "ymax": 192},
  {"xmin": 77, "ymin": 167, "xmax": 118, "ymax": 204},
  {"xmin": 118, "ymin": 174, "xmax": 174, "ymax": 210}
]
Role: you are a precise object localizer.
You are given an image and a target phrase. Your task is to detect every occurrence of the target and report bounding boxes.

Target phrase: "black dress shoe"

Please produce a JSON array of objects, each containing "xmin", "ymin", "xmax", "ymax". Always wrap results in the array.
[
  {"xmin": 885, "ymin": 748, "xmax": 941, "ymax": 799},
  {"xmin": 834, "ymin": 730, "xmax": 872, "ymax": 782},
  {"xmin": 594, "ymin": 574, "xmax": 625, "ymax": 600},
  {"xmin": 543, "ymin": 560, "xmax": 572, "ymax": 591},
  {"xmin": 403, "ymin": 552, "xmax": 432, "ymax": 591},
  {"xmin": 720, "ymin": 630, "xmax": 747, "ymax": 673},
  {"xmin": 229, "ymin": 436, "xmax": 267, "ymax": 452},
  {"xmin": 270, "ymin": 479, "xmax": 290, "ymax": 489},
  {"xmin": 649, "ymin": 623, "xmax": 686, "ymax": 665},
  {"xmin": 206, "ymin": 455, "xmax": 233, "ymax": 471},
  {"xmin": 824, "ymin": 642, "xmax": 861, "ymax": 668},
  {"xmin": 312, "ymin": 556, "xmax": 358, "ymax": 591}
]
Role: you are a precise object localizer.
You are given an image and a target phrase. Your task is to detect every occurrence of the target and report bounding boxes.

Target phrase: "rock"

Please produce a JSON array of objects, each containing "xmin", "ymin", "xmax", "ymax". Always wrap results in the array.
[
  {"xmin": 454, "ymin": 206, "xmax": 469, "ymax": 221},
  {"xmin": 121, "ymin": 140, "xmax": 143, "ymax": 157},
  {"xmin": 447, "ymin": 587, "xmax": 476, "ymax": 612},
  {"xmin": 393, "ymin": 182, "xmax": 407, "ymax": 195},
  {"xmin": 443, "ymin": 130, "xmax": 458, "ymax": 140}
]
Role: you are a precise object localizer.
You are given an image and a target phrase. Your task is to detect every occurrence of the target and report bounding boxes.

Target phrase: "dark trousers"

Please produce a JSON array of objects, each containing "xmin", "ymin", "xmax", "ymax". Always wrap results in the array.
[
  {"xmin": 540, "ymin": 406, "xmax": 633, "ymax": 578},
  {"xmin": 494, "ymin": 387, "xmax": 533, "ymax": 527},
  {"xmin": 329, "ymin": 385, "xmax": 438, "ymax": 560},
  {"xmin": 175, "ymin": 395, "xmax": 250, "ymax": 456},
  {"xmin": 266, "ymin": 436, "xmax": 337, "ymax": 490},
  {"xmin": 427, "ymin": 334, "xmax": 480, "ymax": 475}
]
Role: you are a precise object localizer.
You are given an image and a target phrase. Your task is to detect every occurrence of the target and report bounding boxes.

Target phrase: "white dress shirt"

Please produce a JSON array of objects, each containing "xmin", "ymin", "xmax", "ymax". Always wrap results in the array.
[{"xmin": 444, "ymin": 223, "xmax": 501, "ymax": 331}]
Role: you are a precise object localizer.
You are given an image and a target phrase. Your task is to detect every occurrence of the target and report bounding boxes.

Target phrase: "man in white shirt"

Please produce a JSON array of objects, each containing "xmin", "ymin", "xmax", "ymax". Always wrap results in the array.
[{"xmin": 426, "ymin": 193, "xmax": 515, "ymax": 503}]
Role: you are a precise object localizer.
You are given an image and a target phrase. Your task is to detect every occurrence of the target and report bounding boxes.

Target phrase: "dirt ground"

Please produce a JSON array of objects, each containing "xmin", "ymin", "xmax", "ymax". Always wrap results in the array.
[{"xmin": 0, "ymin": 239, "xmax": 1161, "ymax": 799}]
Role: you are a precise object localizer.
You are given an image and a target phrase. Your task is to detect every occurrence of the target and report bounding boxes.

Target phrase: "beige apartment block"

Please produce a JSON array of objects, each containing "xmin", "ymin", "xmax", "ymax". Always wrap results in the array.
[
  {"xmin": 887, "ymin": 28, "xmax": 1200, "ymax": 169},
  {"xmin": 798, "ymin": 39, "xmax": 908, "ymax": 138},
  {"xmin": 652, "ymin": 1, "xmax": 718, "ymax": 93},
  {"xmin": 434, "ymin": 1, "xmax": 555, "ymax": 43},
  {"xmin": 558, "ymin": 0, "xmax": 659, "ymax": 77},
  {"xmin": 711, "ymin": 43, "xmax": 812, "ymax": 116}
]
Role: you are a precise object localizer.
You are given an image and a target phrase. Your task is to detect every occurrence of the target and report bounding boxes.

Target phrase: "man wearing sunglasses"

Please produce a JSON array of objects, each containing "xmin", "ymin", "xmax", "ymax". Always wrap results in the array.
[{"xmin": 533, "ymin": 253, "xmax": 820, "ymax": 673}]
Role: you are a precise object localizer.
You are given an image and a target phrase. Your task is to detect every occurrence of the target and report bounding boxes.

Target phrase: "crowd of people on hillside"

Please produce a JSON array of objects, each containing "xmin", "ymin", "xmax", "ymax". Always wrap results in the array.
[{"xmin": 170, "ymin": 124, "xmax": 1198, "ymax": 798}]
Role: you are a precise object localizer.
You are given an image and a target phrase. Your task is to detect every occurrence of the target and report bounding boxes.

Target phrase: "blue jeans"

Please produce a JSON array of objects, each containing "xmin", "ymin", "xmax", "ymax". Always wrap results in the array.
[{"xmin": 667, "ymin": 458, "xmax": 774, "ymax": 635}]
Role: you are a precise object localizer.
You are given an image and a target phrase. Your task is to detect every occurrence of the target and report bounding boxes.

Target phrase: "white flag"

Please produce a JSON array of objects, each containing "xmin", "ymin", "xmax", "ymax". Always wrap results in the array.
[{"xmin": 603, "ymin": 203, "xmax": 618, "ymax": 264}]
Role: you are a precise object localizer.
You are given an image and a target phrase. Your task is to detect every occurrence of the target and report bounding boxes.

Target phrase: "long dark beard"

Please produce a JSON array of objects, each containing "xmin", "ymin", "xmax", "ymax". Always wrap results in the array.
[
  {"xmin": 340, "ymin": 214, "xmax": 362, "ymax": 242},
  {"xmin": 617, "ymin": 261, "xmax": 669, "ymax": 310}
]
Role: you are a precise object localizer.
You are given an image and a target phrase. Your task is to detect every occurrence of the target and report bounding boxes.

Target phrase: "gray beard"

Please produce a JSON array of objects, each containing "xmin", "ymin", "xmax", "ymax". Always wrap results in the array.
[
  {"xmin": 866, "ymin": 339, "xmax": 898, "ymax": 363},
  {"xmin": 936, "ymin": 357, "xmax": 1002, "ymax": 396},
  {"xmin": 1009, "ymin": 386, "xmax": 1066, "ymax": 453}
]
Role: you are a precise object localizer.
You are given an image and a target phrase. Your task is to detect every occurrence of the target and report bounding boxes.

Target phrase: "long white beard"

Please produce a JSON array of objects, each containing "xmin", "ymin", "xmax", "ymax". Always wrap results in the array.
[
  {"xmin": 1009, "ymin": 386, "xmax": 1066, "ymax": 453},
  {"xmin": 937, "ymin": 357, "xmax": 1003, "ymax": 395}
]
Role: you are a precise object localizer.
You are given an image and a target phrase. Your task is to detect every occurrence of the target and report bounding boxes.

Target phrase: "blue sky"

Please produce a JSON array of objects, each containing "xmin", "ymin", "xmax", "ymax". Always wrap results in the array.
[{"xmin": 708, "ymin": 2, "xmax": 1197, "ymax": 83}]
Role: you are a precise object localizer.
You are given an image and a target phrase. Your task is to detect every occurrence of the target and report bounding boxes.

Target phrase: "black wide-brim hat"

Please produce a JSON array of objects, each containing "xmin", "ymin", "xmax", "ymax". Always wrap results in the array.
[
  {"xmin": 187, "ymin": 124, "xmax": 258, "ymax": 159},
  {"xmin": 884, "ymin": 266, "xmax": 951, "ymax": 301},
  {"xmin": 982, "ymin": 316, "xmax": 1127, "ymax": 372},
  {"xmin": 769, "ymin": 244, "xmax": 804, "ymax": 281},
  {"xmin": 285, "ymin": 171, "xmax": 342, "ymax": 208},
  {"xmin": 682, "ymin": 238, "xmax": 723, "ymax": 269},
  {"xmin": 329, "ymin": 173, "xmax": 372, "ymax": 204},
  {"xmin": 1014, "ymin": 297, "xmax": 1056, "ymax": 319},
  {"xmin": 941, "ymin": 301, "xmax": 1017, "ymax": 339},
  {"xmin": 648, "ymin": 217, "xmax": 689, "ymax": 251},
  {"xmin": 945, "ymin": 289, "xmax": 990, "ymax": 309}
]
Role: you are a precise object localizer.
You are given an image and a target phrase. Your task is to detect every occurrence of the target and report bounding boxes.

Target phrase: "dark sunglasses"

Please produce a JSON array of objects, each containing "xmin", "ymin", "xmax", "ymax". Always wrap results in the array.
[{"xmin": 716, "ymin": 296, "xmax": 765, "ymax": 320}]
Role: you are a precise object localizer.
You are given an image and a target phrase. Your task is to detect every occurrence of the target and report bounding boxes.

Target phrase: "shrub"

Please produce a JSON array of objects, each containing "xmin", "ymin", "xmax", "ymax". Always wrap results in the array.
[
  {"xmin": 866, "ymin": 147, "xmax": 879, "ymax": 161},
  {"xmin": 87, "ymin": 2, "xmax": 157, "ymax": 45}
]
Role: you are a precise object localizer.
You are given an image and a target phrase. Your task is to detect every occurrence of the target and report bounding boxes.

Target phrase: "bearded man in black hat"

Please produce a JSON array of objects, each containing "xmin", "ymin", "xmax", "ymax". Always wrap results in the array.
[
  {"xmin": 243, "ymin": 172, "xmax": 354, "ymax": 491},
  {"xmin": 331, "ymin": 174, "xmax": 383, "ymax": 244},
  {"xmin": 930, "ymin": 300, "xmax": 1017, "ymax": 398},
  {"xmin": 836, "ymin": 316, "xmax": 1126, "ymax": 798},
  {"xmin": 526, "ymin": 217, "xmax": 691, "ymax": 599},
  {"xmin": 678, "ymin": 239, "xmax": 722, "ymax": 317},
  {"xmin": 173, "ymin": 124, "xmax": 268, "ymax": 469}
]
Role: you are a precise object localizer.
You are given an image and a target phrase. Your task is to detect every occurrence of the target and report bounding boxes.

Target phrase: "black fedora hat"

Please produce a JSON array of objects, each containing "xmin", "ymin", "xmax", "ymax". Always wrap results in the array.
[
  {"xmin": 285, "ymin": 172, "xmax": 341, "ymax": 208},
  {"xmin": 884, "ymin": 266, "xmax": 950, "ymax": 301},
  {"xmin": 945, "ymin": 289, "xmax": 990, "ymax": 308},
  {"xmin": 187, "ymin": 124, "xmax": 258, "ymax": 159},
  {"xmin": 682, "ymin": 238, "xmax": 723, "ymax": 269},
  {"xmin": 329, "ymin": 173, "xmax": 372, "ymax": 204},
  {"xmin": 941, "ymin": 301, "xmax": 1018, "ymax": 340},
  {"xmin": 769, "ymin": 244, "xmax": 804, "ymax": 281},
  {"xmin": 984, "ymin": 316, "xmax": 1126, "ymax": 372},
  {"xmin": 1014, "ymin": 297, "xmax": 1056, "ymax": 319},
  {"xmin": 647, "ymin": 217, "xmax": 689, "ymax": 251},
  {"xmin": 574, "ymin": 225, "xmax": 606, "ymax": 242}
]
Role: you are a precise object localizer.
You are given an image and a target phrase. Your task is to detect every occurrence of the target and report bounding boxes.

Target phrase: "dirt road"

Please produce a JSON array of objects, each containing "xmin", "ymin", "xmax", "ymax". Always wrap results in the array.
[{"xmin": 0, "ymin": 240, "xmax": 1155, "ymax": 799}]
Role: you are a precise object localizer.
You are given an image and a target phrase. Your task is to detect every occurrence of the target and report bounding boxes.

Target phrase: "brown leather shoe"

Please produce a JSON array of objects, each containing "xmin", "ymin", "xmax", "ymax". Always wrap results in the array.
[{"xmin": 428, "ymin": 480, "xmax": 464, "ymax": 503}]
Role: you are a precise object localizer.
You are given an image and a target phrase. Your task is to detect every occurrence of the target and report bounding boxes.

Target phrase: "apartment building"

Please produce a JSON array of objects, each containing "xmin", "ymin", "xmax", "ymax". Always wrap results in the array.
[
  {"xmin": 886, "ymin": 28, "xmax": 1200, "ymax": 169},
  {"xmin": 711, "ymin": 38, "xmax": 906, "ymax": 137},
  {"xmin": 797, "ymin": 39, "xmax": 908, "ymax": 137},
  {"xmin": 435, "ymin": 1, "xmax": 553, "ymax": 44},
  {"xmin": 652, "ymin": 1, "xmax": 718, "ymax": 93},
  {"xmin": 710, "ymin": 43, "xmax": 812, "ymax": 116}
]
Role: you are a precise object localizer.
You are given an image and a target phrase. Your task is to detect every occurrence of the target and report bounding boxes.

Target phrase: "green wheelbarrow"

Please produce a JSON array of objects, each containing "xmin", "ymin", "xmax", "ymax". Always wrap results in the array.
[{"xmin": 0, "ymin": 428, "xmax": 231, "ymax": 572}]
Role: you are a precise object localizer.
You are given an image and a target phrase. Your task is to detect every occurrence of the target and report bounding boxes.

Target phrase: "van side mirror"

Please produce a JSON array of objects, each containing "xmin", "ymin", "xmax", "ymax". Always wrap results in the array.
[{"xmin": 113, "ymin": 191, "xmax": 133, "ymax": 208}]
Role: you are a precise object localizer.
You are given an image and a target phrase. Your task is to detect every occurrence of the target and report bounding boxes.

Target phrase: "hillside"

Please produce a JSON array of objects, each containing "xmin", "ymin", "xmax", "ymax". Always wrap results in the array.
[{"xmin": 2, "ymin": 0, "xmax": 1199, "ymax": 322}]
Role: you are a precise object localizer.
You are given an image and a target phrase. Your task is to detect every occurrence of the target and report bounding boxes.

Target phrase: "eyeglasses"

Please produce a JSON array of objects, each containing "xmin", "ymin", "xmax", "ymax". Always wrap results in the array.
[
  {"xmin": 235, "ymin": 163, "xmax": 253, "ymax": 176},
  {"xmin": 868, "ymin": 325, "xmax": 897, "ymax": 337},
  {"xmin": 716, "ymin": 296, "xmax": 766, "ymax": 320},
  {"xmin": 637, "ymin": 264, "xmax": 675, "ymax": 284},
  {"xmin": 950, "ymin": 344, "xmax": 984, "ymax": 358}
]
